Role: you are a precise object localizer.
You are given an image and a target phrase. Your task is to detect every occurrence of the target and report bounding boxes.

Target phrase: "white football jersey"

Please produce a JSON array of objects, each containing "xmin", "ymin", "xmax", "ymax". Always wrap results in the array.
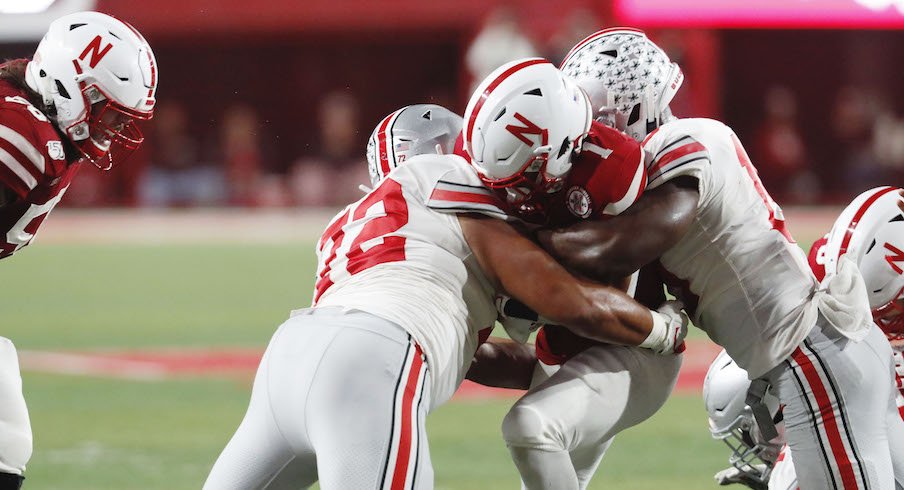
[
  {"xmin": 644, "ymin": 118, "xmax": 819, "ymax": 378},
  {"xmin": 311, "ymin": 154, "xmax": 503, "ymax": 408}
]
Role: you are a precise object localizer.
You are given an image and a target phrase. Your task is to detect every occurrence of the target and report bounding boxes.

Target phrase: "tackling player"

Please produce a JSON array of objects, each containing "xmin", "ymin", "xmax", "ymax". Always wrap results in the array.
[
  {"xmin": 472, "ymin": 28, "xmax": 903, "ymax": 489},
  {"xmin": 553, "ymin": 28, "xmax": 903, "ymax": 490},
  {"xmin": 202, "ymin": 70, "xmax": 688, "ymax": 490},
  {"xmin": 704, "ymin": 186, "xmax": 904, "ymax": 490},
  {"xmin": 0, "ymin": 11, "xmax": 157, "ymax": 489},
  {"xmin": 462, "ymin": 57, "xmax": 683, "ymax": 490}
]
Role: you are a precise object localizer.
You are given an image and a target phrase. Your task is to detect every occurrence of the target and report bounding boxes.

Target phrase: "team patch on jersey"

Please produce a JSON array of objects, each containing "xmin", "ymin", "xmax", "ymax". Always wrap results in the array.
[
  {"xmin": 566, "ymin": 186, "xmax": 592, "ymax": 218},
  {"xmin": 46, "ymin": 141, "xmax": 65, "ymax": 160}
]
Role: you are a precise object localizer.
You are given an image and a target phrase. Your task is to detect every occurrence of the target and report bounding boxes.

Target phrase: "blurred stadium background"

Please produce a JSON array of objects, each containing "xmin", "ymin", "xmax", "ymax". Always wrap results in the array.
[{"xmin": 1, "ymin": 0, "xmax": 903, "ymax": 488}]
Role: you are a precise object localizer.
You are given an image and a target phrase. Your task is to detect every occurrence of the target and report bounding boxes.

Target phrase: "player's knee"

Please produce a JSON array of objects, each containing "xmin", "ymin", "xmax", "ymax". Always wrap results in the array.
[{"xmin": 502, "ymin": 404, "xmax": 561, "ymax": 450}]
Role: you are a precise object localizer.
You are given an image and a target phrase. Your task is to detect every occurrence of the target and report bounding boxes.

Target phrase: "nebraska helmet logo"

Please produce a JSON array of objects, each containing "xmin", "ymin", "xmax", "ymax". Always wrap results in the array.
[
  {"xmin": 505, "ymin": 113, "xmax": 547, "ymax": 146},
  {"xmin": 885, "ymin": 242, "xmax": 904, "ymax": 274},
  {"xmin": 79, "ymin": 36, "xmax": 113, "ymax": 69},
  {"xmin": 566, "ymin": 186, "xmax": 592, "ymax": 218}
]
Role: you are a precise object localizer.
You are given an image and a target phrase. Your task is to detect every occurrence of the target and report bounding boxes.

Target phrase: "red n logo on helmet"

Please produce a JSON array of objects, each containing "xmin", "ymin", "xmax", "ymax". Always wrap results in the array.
[
  {"xmin": 79, "ymin": 36, "xmax": 113, "ymax": 69},
  {"xmin": 506, "ymin": 113, "xmax": 547, "ymax": 146},
  {"xmin": 885, "ymin": 243, "xmax": 904, "ymax": 274}
]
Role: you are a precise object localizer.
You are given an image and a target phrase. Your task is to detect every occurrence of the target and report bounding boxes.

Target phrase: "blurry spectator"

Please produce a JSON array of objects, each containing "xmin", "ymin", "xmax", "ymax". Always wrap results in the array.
[
  {"xmin": 544, "ymin": 7, "xmax": 602, "ymax": 64},
  {"xmin": 465, "ymin": 6, "xmax": 539, "ymax": 93},
  {"xmin": 220, "ymin": 104, "xmax": 267, "ymax": 206},
  {"xmin": 140, "ymin": 101, "xmax": 225, "ymax": 207},
  {"xmin": 752, "ymin": 85, "xmax": 818, "ymax": 204},
  {"xmin": 289, "ymin": 90, "xmax": 368, "ymax": 207},
  {"xmin": 831, "ymin": 86, "xmax": 887, "ymax": 194},
  {"xmin": 872, "ymin": 111, "xmax": 904, "ymax": 179}
]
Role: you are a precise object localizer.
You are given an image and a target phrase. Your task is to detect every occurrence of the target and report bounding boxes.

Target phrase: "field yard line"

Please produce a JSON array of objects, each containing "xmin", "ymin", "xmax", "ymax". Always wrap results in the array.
[
  {"xmin": 20, "ymin": 351, "xmax": 168, "ymax": 381},
  {"xmin": 18, "ymin": 339, "xmax": 724, "ymax": 398}
]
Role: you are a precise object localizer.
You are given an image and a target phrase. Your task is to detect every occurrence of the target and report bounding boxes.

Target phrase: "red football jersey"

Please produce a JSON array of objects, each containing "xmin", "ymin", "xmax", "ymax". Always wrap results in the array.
[
  {"xmin": 535, "ymin": 122, "xmax": 647, "ymax": 364},
  {"xmin": 0, "ymin": 77, "xmax": 80, "ymax": 259},
  {"xmin": 544, "ymin": 120, "xmax": 646, "ymax": 226}
]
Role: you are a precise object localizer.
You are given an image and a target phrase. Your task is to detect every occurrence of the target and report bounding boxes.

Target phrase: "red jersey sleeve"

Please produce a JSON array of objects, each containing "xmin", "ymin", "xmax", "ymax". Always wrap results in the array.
[
  {"xmin": 0, "ymin": 92, "xmax": 69, "ymax": 203},
  {"xmin": 808, "ymin": 235, "xmax": 829, "ymax": 282},
  {"xmin": 566, "ymin": 121, "xmax": 646, "ymax": 219}
]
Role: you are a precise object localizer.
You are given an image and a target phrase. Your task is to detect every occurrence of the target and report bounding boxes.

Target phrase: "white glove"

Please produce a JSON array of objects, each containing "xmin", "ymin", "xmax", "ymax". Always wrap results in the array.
[
  {"xmin": 495, "ymin": 295, "xmax": 544, "ymax": 344},
  {"xmin": 639, "ymin": 300, "xmax": 688, "ymax": 355},
  {"xmin": 713, "ymin": 465, "xmax": 768, "ymax": 490}
]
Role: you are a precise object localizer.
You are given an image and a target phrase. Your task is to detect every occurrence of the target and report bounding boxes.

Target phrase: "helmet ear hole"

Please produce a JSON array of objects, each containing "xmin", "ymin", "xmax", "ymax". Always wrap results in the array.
[
  {"xmin": 556, "ymin": 137, "xmax": 571, "ymax": 158},
  {"xmin": 626, "ymin": 103, "xmax": 641, "ymax": 126},
  {"xmin": 54, "ymin": 80, "xmax": 70, "ymax": 99}
]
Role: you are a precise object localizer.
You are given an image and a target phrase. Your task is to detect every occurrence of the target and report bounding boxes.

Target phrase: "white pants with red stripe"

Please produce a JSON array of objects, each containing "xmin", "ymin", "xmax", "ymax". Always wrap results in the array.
[
  {"xmin": 501, "ymin": 344, "xmax": 682, "ymax": 490},
  {"xmin": 765, "ymin": 320, "xmax": 904, "ymax": 490},
  {"xmin": 0, "ymin": 337, "xmax": 32, "ymax": 476},
  {"xmin": 203, "ymin": 308, "xmax": 433, "ymax": 490}
]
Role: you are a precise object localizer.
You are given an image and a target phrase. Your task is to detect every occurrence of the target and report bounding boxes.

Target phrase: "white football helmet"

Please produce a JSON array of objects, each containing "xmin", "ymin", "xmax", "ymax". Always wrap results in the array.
[
  {"xmin": 704, "ymin": 350, "xmax": 784, "ymax": 486},
  {"xmin": 25, "ymin": 11, "xmax": 157, "ymax": 169},
  {"xmin": 463, "ymin": 58, "xmax": 592, "ymax": 211},
  {"xmin": 822, "ymin": 186, "xmax": 904, "ymax": 339},
  {"xmin": 560, "ymin": 27, "xmax": 682, "ymax": 142},
  {"xmin": 365, "ymin": 104, "xmax": 463, "ymax": 187}
]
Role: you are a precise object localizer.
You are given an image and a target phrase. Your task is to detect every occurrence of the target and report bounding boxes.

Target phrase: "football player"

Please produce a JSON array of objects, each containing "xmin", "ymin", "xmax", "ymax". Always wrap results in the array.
[
  {"xmin": 705, "ymin": 186, "xmax": 904, "ymax": 490},
  {"xmin": 462, "ymin": 57, "xmax": 682, "ymax": 490},
  {"xmin": 704, "ymin": 350, "xmax": 787, "ymax": 490},
  {"xmin": 203, "ymin": 66, "xmax": 688, "ymax": 490},
  {"xmin": 0, "ymin": 11, "xmax": 157, "ymax": 489},
  {"xmin": 362, "ymin": 103, "xmax": 542, "ymax": 388},
  {"xmin": 472, "ymin": 28, "xmax": 904, "ymax": 490}
]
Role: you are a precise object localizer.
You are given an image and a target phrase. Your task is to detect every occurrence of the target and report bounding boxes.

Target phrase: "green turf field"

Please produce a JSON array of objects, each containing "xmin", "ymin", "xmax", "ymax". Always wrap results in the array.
[{"xmin": 1, "ymin": 243, "xmax": 746, "ymax": 489}]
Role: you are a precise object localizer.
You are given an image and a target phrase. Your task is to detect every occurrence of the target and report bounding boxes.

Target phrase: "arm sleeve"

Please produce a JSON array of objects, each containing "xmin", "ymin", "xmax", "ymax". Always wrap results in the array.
[{"xmin": 0, "ymin": 109, "xmax": 46, "ymax": 199}]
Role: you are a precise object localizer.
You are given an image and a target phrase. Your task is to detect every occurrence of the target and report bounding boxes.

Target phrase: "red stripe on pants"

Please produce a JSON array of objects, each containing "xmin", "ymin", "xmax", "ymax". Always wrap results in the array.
[
  {"xmin": 390, "ymin": 343, "xmax": 424, "ymax": 490},
  {"xmin": 791, "ymin": 347, "xmax": 860, "ymax": 489}
]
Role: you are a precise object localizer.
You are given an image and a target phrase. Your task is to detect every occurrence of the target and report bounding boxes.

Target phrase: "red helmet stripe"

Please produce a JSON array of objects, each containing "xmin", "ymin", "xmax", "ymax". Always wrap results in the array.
[
  {"xmin": 465, "ymin": 58, "xmax": 548, "ymax": 156},
  {"xmin": 376, "ymin": 109, "xmax": 402, "ymax": 176},
  {"xmin": 560, "ymin": 27, "xmax": 645, "ymax": 68},
  {"xmin": 839, "ymin": 186, "xmax": 899, "ymax": 257}
]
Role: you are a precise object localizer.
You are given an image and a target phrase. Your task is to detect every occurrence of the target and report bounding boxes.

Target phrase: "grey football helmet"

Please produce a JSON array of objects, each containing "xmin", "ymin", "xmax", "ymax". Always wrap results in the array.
[{"xmin": 365, "ymin": 104, "xmax": 463, "ymax": 187}]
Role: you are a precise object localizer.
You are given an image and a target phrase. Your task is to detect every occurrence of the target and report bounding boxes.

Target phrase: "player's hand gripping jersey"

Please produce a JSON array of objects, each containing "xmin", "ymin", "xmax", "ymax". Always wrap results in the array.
[
  {"xmin": 312, "ymin": 153, "xmax": 505, "ymax": 408},
  {"xmin": 0, "ymin": 78, "xmax": 79, "ymax": 259},
  {"xmin": 642, "ymin": 118, "xmax": 871, "ymax": 378}
]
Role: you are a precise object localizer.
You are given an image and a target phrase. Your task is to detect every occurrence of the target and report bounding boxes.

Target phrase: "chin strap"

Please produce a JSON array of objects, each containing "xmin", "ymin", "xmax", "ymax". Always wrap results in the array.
[{"xmin": 746, "ymin": 378, "xmax": 779, "ymax": 442}]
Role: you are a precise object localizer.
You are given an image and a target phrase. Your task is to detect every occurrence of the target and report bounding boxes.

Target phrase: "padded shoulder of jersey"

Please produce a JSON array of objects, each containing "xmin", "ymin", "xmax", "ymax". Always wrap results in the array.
[
  {"xmin": 642, "ymin": 118, "xmax": 723, "ymax": 189},
  {"xmin": 396, "ymin": 154, "xmax": 510, "ymax": 220}
]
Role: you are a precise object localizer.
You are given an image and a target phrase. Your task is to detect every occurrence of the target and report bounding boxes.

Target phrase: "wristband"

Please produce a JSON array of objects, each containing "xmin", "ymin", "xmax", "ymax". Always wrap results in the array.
[{"xmin": 639, "ymin": 310, "xmax": 667, "ymax": 350}]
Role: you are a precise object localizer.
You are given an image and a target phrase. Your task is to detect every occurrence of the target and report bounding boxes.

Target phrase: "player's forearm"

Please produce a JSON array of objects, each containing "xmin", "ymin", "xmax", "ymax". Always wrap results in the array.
[
  {"xmin": 557, "ymin": 283, "xmax": 655, "ymax": 346},
  {"xmin": 466, "ymin": 338, "xmax": 536, "ymax": 390},
  {"xmin": 537, "ymin": 180, "xmax": 699, "ymax": 281},
  {"xmin": 536, "ymin": 225, "xmax": 636, "ymax": 280}
]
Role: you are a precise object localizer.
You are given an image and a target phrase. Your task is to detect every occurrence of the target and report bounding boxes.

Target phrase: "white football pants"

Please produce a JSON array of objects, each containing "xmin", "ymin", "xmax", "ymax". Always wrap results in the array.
[
  {"xmin": 502, "ymin": 344, "xmax": 682, "ymax": 490},
  {"xmin": 766, "ymin": 320, "xmax": 904, "ymax": 490},
  {"xmin": 203, "ymin": 308, "xmax": 433, "ymax": 490},
  {"xmin": 0, "ymin": 337, "xmax": 31, "ymax": 476}
]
